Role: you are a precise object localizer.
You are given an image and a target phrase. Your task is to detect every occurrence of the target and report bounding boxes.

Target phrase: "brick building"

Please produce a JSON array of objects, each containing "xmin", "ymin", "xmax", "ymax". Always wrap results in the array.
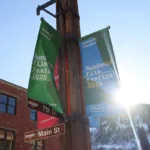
[{"xmin": 0, "ymin": 79, "xmax": 60, "ymax": 150}]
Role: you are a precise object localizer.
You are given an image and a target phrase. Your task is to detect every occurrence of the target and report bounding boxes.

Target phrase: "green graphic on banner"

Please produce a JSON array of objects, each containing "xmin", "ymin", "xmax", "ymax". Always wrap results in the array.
[{"xmin": 27, "ymin": 20, "xmax": 64, "ymax": 114}]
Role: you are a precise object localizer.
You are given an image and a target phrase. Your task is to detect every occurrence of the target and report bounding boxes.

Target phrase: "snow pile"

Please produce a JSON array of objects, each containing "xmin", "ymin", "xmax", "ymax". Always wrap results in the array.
[
  {"xmin": 90, "ymin": 127, "xmax": 99, "ymax": 142},
  {"xmin": 90, "ymin": 127, "xmax": 98, "ymax": 134},
  {"xmin": 97, "ymin": 144, "xmax": 123, "ymax": 150},
  {"xmin": 124, "ymin": 142, "xmax": 137, "ymax": 150}
]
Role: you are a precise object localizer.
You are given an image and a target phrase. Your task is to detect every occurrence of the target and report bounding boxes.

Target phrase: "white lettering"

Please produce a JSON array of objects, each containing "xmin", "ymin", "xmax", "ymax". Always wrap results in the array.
[
  {"xmin": 29, "ymin": 101, "xmax": 38, "ymax": 107},
  {"xmin": 90, "ymin": 105, "xmax": 105, "ymax": 112},
  {"xmin": 38, "ymin": 130, "xmax": 52, "ymax": 137},
  {"xmin": 54, "ymin": 127, "xmax": 60, "ymax": 134},
  {"xmin": 25, "ymin": 133, "xmax": 35, "ymax": 139}
]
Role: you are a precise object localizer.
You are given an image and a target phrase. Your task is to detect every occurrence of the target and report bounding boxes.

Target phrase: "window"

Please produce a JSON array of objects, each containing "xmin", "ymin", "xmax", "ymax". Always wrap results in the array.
[
  {"xmin": 29, "ymin": 140, "xmax": 44, "ymax": 150},
  {"xmin": 0, "ymin": 129, "xmax": 15, "ymax": 150},
  {"xmin": 30, "ymin": 109, "xmax": 37, "ymax": 121},
  {"xmin": 0, "ymin": 94, "xmax": 16, "ymax": 115}
]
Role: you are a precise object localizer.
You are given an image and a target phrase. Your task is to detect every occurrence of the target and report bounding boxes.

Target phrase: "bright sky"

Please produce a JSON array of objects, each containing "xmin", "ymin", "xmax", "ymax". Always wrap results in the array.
[{"xmin": 0, "ymin": 1, "xmax": 150, "ymax": 104}]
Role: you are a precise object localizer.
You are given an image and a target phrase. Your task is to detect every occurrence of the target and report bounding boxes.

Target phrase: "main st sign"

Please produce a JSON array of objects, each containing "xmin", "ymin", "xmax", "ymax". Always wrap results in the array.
[{"xmin": 24, "ymin": 123, "xmax": 65, "ymax": 142}]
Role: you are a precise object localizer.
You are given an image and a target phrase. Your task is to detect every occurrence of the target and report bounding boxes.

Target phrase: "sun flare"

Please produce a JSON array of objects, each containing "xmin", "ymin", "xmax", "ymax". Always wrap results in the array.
[
  {"xmin": 115, "ymin": 69, "xmax": 150, "ymax": 108},
  {"xmin": 115, "ymin": 84, "xmax": 149, "ymax": 108},
  {"xmin": 116, "ymin": 88, "xmax": 136, "ymax": 108}
]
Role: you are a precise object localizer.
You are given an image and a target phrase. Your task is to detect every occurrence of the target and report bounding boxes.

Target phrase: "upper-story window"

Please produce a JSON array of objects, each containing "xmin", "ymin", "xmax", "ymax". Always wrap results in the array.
[
  {"xmin": 0, "ymin": 94, "xmax": 16, "ymax": 115},
  {"xmin": 30, "ymin": 109, "xmax": 37, "ymax": 121}
]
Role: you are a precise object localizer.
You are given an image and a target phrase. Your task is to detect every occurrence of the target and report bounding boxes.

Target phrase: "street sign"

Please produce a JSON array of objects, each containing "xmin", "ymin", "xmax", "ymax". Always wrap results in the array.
[
  {"xmin": 28, "ymin": 98, "xmax": 61, "ymax": 117},
  {"xmin": 24, "ymin": 123, "xmax": 65, "ymax": 142},
  {"xmin": 37, "ymin": 112, "xmax": 59, "ymax": 129}
]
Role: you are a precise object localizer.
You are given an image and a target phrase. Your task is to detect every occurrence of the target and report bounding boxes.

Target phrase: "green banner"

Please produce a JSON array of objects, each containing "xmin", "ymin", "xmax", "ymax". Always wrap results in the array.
[{"xmin": 27, "ymin": 20, "xmax": 64, "ymax": 114}]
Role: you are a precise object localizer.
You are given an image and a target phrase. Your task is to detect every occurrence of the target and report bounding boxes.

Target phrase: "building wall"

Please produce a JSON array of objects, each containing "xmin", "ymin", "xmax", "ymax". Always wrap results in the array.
[{"xmin": 0, "ymin": 80, "xmax": 60, "ymax": 150}]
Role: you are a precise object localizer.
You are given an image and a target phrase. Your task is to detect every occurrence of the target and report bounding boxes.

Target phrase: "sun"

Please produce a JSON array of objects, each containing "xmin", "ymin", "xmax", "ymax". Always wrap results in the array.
[
  {"xmin": 116, "ymin": 88, "xmax": 136, "ymax": 108},
  {"xmin": 114, "ymin": 69, "xmax": 150, "ymax": 108},
  {"xmin": 115, "ymin": 83, "xmax": 149, "ymax": 108}
]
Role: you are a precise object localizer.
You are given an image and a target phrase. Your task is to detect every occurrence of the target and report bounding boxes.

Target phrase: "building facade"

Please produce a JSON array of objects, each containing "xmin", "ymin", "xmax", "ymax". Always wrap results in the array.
[{"xmin": 0, "ymin": 79, "xmax": 60, "ymax": 150}]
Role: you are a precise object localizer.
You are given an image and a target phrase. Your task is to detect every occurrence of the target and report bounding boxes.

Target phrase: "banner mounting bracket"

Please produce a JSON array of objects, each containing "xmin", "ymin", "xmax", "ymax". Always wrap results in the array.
[{"xmin": 37, "ymin": 0, "xmax": 56, "ymax": 18}]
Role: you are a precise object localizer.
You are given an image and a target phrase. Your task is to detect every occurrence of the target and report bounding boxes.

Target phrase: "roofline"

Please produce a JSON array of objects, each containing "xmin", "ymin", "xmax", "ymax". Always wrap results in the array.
[{"xmin": 0, "ymin": 79, "xmax": 27, "ymax": 91}]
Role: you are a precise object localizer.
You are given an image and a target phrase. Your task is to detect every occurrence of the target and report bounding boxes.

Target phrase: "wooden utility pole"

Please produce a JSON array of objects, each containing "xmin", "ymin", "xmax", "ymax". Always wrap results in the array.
[
  {"xmin": 36, "ymin": 0, "xmax": 91, "ymax": 149},
  {"xmin": 56, "ymin": 0, "xmax": 91, "ymax": 150}
]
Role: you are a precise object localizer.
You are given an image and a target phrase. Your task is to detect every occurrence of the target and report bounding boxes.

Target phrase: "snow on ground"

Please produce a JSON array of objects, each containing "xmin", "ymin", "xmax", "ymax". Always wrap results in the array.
[
  {"xmin": 96, "ymin": 144, "xmax": 123, "ymax": 150},
  {"xmin": 124, "ymin": 142, "xmax": 136, "ymax": 149},
  {"xmin": 90, "ymin": 127, "xmax": 99, "ymax": 142},
  {"xmin": 147, "ymin": 133, "xmax": 150, "ymax": 144},
  {"xmin": 93, "ymin": 142, "xmax": 136, "ymax": 150},
  {"xmin": 140, "ymin": 123, "xmax": 148, "ymax": 131},
  {"xmin": 90, "ymin": 127, "xmax": 98, "ymax": 134}
]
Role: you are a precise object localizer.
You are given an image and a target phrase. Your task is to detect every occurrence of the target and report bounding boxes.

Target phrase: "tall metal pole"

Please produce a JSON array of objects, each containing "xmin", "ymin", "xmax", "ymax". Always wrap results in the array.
[{"xmin": 56, "ymin": 0, "xmax": 91, "ymax": 150}]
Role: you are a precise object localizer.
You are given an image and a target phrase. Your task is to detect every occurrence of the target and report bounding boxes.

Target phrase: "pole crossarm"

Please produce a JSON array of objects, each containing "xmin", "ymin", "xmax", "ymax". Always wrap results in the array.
[
  {"xmin": 37, "ymin": 0, "xmax": 79, "ymax": 19},
  {"xmin": 37, "ymin": 0, "xmax": 56, "ymax": 16}
]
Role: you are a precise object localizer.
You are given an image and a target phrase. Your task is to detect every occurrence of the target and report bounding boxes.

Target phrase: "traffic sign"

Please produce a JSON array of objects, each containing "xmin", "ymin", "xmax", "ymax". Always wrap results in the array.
[
  {"xmin": 28, "ymin": 98, "xmax": 61, "ymax": 117},
  {"xmin": 24, "ymin": 123, "xmax": 65, "ymax": 142}
]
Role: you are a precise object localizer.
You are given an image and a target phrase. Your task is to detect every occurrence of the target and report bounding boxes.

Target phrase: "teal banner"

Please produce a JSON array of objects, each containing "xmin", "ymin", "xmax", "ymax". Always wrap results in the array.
[{"xmin": 79, "ymin": 27, "xmax": 122, "ymax": 128}]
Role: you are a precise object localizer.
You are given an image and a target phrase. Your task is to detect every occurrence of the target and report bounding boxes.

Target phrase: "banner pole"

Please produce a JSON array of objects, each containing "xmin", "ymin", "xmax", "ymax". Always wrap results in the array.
[{"xmin": 56, "ymin": 0, "xmax": 91, "ymax": 150}]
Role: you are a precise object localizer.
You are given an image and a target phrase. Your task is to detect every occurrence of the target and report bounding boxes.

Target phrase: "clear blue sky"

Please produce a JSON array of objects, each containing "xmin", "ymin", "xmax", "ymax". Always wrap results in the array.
[{"xmin": 0, "ymin": 0, "xmax": 150, "ymax": 103}]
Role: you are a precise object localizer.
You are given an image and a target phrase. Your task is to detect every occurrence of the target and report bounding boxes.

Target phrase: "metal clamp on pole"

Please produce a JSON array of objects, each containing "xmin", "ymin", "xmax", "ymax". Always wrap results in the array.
[
  {"xmin": 59, "ymin": 113, "xmax": 89, "ymax": 125},
  {"xmin": 56, "ymin": 7, "xmax": 80, "ymax": 19},
  {"xmin": 64, "ymin": 7, "xmax": 79, "ymax": 18},
  {"xmin": 64, "ymin": 33, "xmax": 78, "ymax": 42},
  {"xmin": 67, "ymin": 113, "xmax": 89, "ymax": 125}
]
